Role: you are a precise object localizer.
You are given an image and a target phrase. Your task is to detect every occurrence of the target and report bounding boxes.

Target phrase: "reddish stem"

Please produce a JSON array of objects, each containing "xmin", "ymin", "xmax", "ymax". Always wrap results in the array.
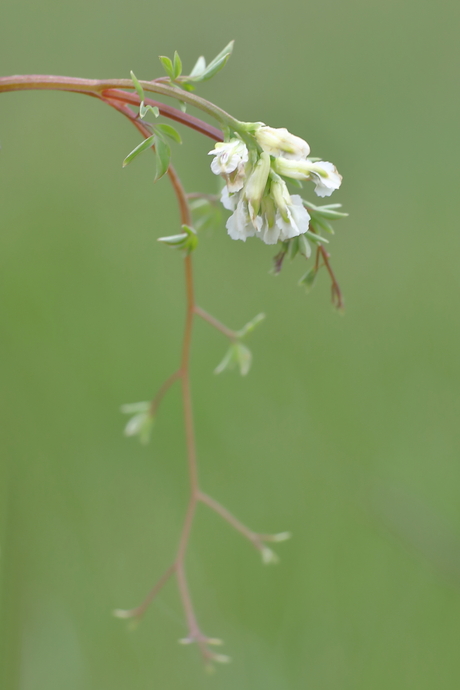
[
  {"xmin": 101, "ymin": 89, "xmax": 223, "ymax": 142},
  {"xmin": 1, "ymin": 80, "xmax": 289, "ymax": 663},
  {"xmin": 319, "ymin": 246, "xmax": 344, "ymax": 309}
]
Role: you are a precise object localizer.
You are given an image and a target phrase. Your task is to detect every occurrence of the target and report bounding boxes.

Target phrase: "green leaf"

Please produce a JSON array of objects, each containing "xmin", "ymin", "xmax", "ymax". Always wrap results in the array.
[
  {"xmin": 123, "ymin": 407, "xmax": 154, "ymax": 445},
  {"xmin": 139, "ymin": 416, "xmax": 154, "ymax": 445},
  {"xmin": 153, "ymin": 133, "xmax": 170, "ymax": 181},
  {"xmin": 236, "ymin": 313, "xmax": 266, "ymax": 339},
  {"xmin": 214, "ymin": 344, "xmax": 236, "ymax": 375},
  {"xmin": 298, "ymin": 267, "xmax": 318, "ymax": 293},
  {"xmin": 122, "ymin": 135, "xmax": 156, "ymax": 167},
  {"xmin": 155, "ymin": 123, "xmax": 182, "ymax": 144},
  {"xmin": 305, "ymin": 229, "xmax": 329, "ymax": 244},
  {"xmin": 288, "ymin": 236, "xmax": 299, "ymax": 260},
  {"xmin": 303, "ymin": 199, "xmax": 348, "ymax": 220},
  {"xmin": 139, "ymin": 102, "xmax": 160, "ymax": 119},
  {"xmin": 189, "ymin": 55, "xmax": 206, "ymax": 78},
  {"xmin": 234, "ymin": 342, "xmax": 252, "ymax": 376},
  {"xmin": 214, "ymin": 342, "xmax": 252, "ymax": 376},
  {"xmin": 157, "ymin": 233, "xmax": 188, "ymax": 246},
  {"xmin": 157, "ymin": 225, "xmax": 197, "ymax": 254},
  {"xmin": 181, "ymin": 224, "xmax": 198, "ymax": 253},
  {"xmin": 187, "ymin": 40, "xmax": 234, "ymax": 83},
  {"xmin": 191, "ymin": 55, "xmax": 229, "ymax": 82},
  {"xmin": 130, "ymin": 71, "xmax": 145, "ymax": 101},
  {"xmin": 206, "ymin": 40, "xmax": 234, "ymax": 71},
  {"xmin": 298, "ymin": 233, "xmax": 312, "ymax": 259},
  {"xmin": 315, "ymin": 208, "xmax": 348, "ymax": 220},
  {"xmin": 309, "ymin": 218, "xmax": 333, "ymax": 237},
  {"xmin": 159, "ymin": 55, "xmax": 175, "ymax": 80},
  {"xmin": 121, "ymin": 401, "xmax": 150, "ymax": 414},
  {"xmin": 173, "ymin": 51, "xmax": 182, "ymax": 79}
]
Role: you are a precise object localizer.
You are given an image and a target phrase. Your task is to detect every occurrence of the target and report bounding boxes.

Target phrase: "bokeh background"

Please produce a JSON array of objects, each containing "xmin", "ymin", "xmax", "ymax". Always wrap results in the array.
[{"xmin": 1, "ymin": 1, "xmax": 460, "ymax": 688}]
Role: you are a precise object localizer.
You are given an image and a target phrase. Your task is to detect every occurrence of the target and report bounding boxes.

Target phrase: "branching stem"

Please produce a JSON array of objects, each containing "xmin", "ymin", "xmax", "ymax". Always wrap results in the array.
[
  {"xmin": 103, "ymin": 93, "xmax": 273, "ymax": 663},
  {"xmin": 319, "ymin": 246, "xmax": 344, "ymax": 310},
  {"xmin": 198, "ymin": 491, "xmax": 263, "ymax": 550},
  {"xmin": 148, "ymin": 370, "xmax": 182, "ymax": 418},
  {"xmin": 194, "ymin": 305, "xmax": 237, "ymax": 340},
  {"xmin": 0, "ymin": 73, "xmax": 342, "ymax": 304},
  {"xmin": 1, "ymin": 75, "xmax": 298, "ymax": 663}
]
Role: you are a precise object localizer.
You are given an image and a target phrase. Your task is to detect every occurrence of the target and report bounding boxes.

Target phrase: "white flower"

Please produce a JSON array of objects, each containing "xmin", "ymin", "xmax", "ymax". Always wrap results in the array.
[
  {"xmin": 272, "ymin": 157, "xmax": 342, "ymax": 197},
  {"xmin": 220, "ymin": 185, "xmax": 238, "ymax": 211},
  {"xmin": 268, "ymin": 179, "xmax": 311, "ymax": 244},
  {"xmin": 255, "ymin": 125, "xmax": 310, "ymax": 160},
  {"xmin": 208, "ymin": 139, "xmax": 249, "ymax": 192},
  {"xmin": 222, "ymin": 180, "xmax": 310, "ymax": 245},
  {"xmin": 276, "ymin": 194, "xmax": 311, "ymax": 241},
  {"xmin": 208, "ymin": 139, "xmax": 248, "ymax": 174},
  {"xmin": 306, "ymin": 160, "xmax": 343, "ymax": 197},
  {"xmin": 225, "ymin": 194, "xmax": 259, "ymax": 242}
]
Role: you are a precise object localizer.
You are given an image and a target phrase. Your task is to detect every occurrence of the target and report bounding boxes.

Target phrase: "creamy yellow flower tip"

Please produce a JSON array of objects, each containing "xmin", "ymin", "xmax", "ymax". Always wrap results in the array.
[{"xmin": 255, "ymin": 125, "xmax": 310, "ymax": 160}]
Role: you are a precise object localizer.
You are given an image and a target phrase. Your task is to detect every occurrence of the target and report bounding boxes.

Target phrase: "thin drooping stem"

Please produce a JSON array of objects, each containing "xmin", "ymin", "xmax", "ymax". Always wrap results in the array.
[
  {"xmin": 104, "ymin": 95, "xmax": 215, "ymax": 659},
  {"xmin": 3, "ymin": 79, "xmax": 290, "ymax": 662},
  {"xmin": 194, "ymin": 305, "xmax": 237, "ymax": 340},
  {"xmin": 148, "ymin": 370, "xmax": 182, "ymax": 418},
  {"xmin": 113, "ymin": 563, "xmax": 177, "ymax": 619},
  {"xmin": 198, "ymin": 491, "xmax": 263, "ymax": 550}
]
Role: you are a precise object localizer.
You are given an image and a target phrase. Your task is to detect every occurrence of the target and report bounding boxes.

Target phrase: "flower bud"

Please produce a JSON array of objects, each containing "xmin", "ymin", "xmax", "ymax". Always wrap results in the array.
[
  {"xmin": 255, "ymin": 125, "xmax": 310, "ymax": 160},
  {"xmin": 272, "ymin": 156, "xmax": 311, "ymax": 180},
  {"xmin": 272, "ymin": 157, "xmax": 342, "ymax": 197},
  {"xmin": 244, "ymin": 151, "xmax": 270, "ymax": 219},
  {"xmin": 270, "ymin": 177, "xmax": 292, "ymax": 222}
]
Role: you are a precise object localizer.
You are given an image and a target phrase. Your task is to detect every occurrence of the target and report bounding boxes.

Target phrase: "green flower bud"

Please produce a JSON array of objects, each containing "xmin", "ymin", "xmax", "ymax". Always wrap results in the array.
[{"xmin": 244, "ymin": 152, "xmax": 270, "ymax": 219}]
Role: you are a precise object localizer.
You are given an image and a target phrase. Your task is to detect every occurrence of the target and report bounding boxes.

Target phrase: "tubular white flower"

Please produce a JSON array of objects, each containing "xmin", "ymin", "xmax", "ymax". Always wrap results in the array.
[
  {"xmin": 208, "ymin": 139, "xmax": 248, "ymax": 175},
  {"xmin": 222, "ymin": 182, "xmax": 310, "ymax": 245},
  {"xmin": 225, "ymin": 164, "xmax": 247, "ymax": 193},
  {"xmin": 255, "ymin": 125, "xmax": 310, "ymax": 160},
  {"xmin": 272, "ymin": 157, "xmax": 342, "ymax": 197},
  {"xmin": 274, "ymin": 194, "xmax": 311, "ymax": 244},
  {"xmin": 220, "ymin": 185, "xmax": 238, "ymax": 211},
  {"xmin": 208, "ymin": 139, "xmax": 249, "ymax": 193},
  {"xmin": 306, "ymin": 160, "xmax": 343, "ymax": 197},
  {"xmin": 226, "ymin": 195, "xmax": 260, "ymax": 242}
]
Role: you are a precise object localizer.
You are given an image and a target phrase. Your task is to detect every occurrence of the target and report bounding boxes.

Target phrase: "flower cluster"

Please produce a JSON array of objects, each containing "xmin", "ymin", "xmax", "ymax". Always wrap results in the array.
[{"xmin": 208, "ymin": 126, "xmax": 342, "ymax": 245}]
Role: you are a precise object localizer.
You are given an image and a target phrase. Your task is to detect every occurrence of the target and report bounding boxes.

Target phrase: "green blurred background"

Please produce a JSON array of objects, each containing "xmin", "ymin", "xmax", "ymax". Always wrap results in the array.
[{"xmin": 1, "ymin": 0, "xmax": 460, "ymax": 687}]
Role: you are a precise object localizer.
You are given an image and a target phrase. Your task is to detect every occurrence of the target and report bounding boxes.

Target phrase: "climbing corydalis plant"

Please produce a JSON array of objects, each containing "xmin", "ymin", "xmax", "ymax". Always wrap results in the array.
[{"xmin": 0, "ymin": 41, "xmax": 347, "ymax": 668}]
